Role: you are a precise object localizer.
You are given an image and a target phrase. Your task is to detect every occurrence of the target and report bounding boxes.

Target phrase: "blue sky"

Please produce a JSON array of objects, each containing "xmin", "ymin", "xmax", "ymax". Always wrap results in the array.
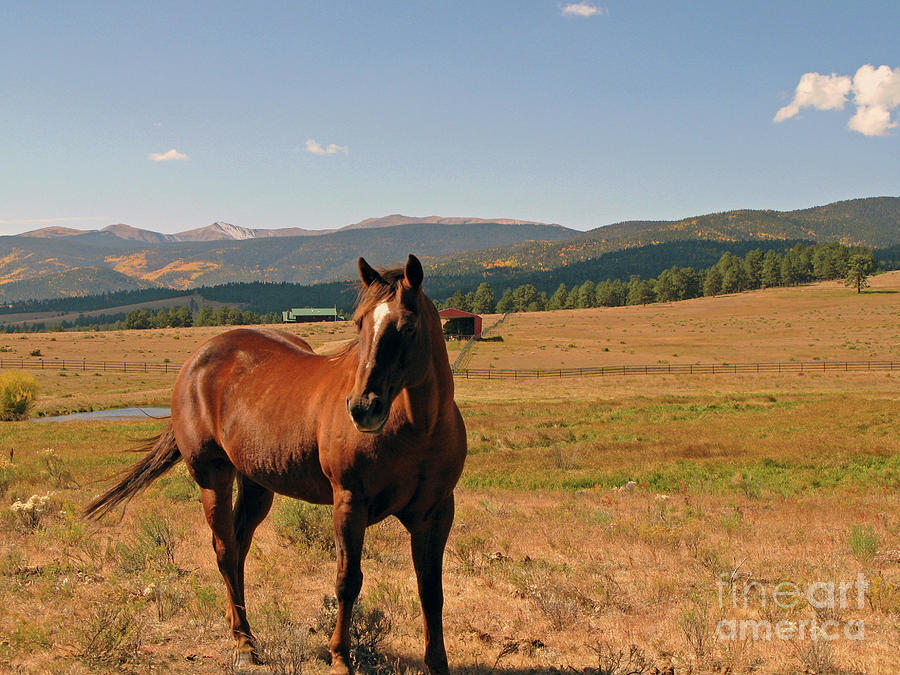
[{"xmin": 2, "ymin": 1, "xmax": 898, "ymax": 235}]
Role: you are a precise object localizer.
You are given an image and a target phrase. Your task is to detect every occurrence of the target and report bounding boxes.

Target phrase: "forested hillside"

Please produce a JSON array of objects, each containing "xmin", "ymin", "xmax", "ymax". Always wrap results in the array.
[{"xmin": 425, "ymin": 196, "xmax": 900, "ymax": 277}]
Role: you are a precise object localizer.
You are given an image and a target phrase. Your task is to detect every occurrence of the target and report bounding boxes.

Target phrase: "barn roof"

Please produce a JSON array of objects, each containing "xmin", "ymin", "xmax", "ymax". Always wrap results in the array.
[
  {"xmin": 288, "ymin": 307, "xmax": 337, "ymax": 316},
  {"xmin": 438, "ymin": 308, "xmax": 480, "ymax": 319}
]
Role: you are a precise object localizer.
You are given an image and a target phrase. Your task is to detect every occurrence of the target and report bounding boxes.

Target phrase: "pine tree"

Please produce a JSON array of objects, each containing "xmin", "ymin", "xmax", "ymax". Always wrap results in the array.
[
  {"xmin": 495, "ymin": 289, "xmax": 515, "ymax": 313},
  {"xmin": 512, "ymin": 284, "xmax": 539, "ymax": 312},
  {"xmin": 743, "ymin": 249, "xmax": 764, "ymax": 289},
  {"xmin": 548, "ymin": 284, "xmax": 569, "ymax": 311},
  {"xmin": 844, "ymin": 253, "xmax": 876, "ymax": 293},
  {"xmin": 703, "ymin": 267, "xmax": 723, "ymax": 296},
  {"xmin": 575, "ymin": 280, "xmax": 595, "ymax": 308},
  {"xmin": 761, "ymin": 251, "xmax": 781, "ymax": 287},
  {"xmin": 471, "ymin": 282, "xmax": 495, "ymax": 313}
]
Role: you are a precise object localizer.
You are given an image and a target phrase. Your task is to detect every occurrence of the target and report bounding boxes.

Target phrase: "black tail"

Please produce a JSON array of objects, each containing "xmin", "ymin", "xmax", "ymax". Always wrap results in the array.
[{"xmin": 83, "ymin": 423, "xmax": 182, "ymax": 520}]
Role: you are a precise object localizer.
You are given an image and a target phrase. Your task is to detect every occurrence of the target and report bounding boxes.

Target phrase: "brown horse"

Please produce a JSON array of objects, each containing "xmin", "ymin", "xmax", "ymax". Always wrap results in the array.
[{"xmin": 84, "ymin": 254, "xmax": 467, "ymax": 674}]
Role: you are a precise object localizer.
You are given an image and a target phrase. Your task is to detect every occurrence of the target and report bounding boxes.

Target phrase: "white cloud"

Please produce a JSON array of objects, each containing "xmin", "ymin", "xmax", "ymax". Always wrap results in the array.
[
  {"xmin": 149, "ymin": 148, "xmax": 189, "ymax": 162},
  {"xmin": 774, "ymin": 64, "xmax": 900, "ymax": 136},
  {"xmin": 848, "ymin": 64, "xmax": 900, "ymax": 136},
  {"xmin": 305, "ymin": 139, "xmax": 348, "ymax": 156},
  {"xmin": 561, "ymin": 2, "xmax": 606, "ymax": 18},
  {"xmin": 773, "ymin": 72, "xmax": 851, "ymax": 122},
  {"xmin": 848, "ymin": 104, "xmax": 895, "ymax": 136}
]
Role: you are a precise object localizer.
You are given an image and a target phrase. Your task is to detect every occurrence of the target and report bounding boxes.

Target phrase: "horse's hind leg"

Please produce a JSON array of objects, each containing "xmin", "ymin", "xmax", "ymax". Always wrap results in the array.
[
  {"xmin": 233, "ymin": 474, "xmax": 274, "ymax": 655},
  {"xmin": 401, "ymin": 495, "xmax": 455, "ymax": 675},
  {"xmin": 196, "ymin": 462, "xmax": 269, "ymax": 667}
]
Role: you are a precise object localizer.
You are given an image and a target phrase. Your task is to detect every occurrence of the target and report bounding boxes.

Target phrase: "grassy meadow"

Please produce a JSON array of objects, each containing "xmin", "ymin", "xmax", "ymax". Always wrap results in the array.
[{"xmin": 0, "ymin": 274, "xmax": 898, "ymax": 673}]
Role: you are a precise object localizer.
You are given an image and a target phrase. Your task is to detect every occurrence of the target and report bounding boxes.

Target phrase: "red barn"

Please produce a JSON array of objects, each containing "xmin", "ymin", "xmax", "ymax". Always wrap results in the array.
[{"xmin": 438, "ymin": 308, "xmax": 483, "ymax": 340}]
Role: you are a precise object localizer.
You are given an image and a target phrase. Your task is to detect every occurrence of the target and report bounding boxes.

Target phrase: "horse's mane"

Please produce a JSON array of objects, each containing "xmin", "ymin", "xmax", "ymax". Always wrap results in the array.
[{"xmin": 352, "ymin": 267, "xmax": 406, "ymax": 327}]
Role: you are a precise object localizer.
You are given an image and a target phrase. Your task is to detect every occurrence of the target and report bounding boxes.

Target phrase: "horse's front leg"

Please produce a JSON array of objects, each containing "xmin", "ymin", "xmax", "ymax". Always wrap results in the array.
[
  {"xmin": 402, "ymin": 494, "xmax": 455, "ymax": 675},
  {"xmin": 329, "ymin": 489, "xmax": 367, "ymax": 675}
]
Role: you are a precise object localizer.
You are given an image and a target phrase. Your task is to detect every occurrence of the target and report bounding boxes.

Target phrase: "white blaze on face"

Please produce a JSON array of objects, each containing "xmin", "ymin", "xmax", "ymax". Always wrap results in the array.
[
  {"xmin": 368, "ymin": 301, "xmax": 391, "ymax": 369},
  {"xmin": 372, "ymin": 301, "xmax": 391, "ymax": 337}
]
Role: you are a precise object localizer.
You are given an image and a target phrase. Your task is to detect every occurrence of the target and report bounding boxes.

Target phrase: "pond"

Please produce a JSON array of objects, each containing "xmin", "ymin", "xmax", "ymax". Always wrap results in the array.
[{"xmin": 34, "ymin": 407, "xmax": 172, "ymax": 422}]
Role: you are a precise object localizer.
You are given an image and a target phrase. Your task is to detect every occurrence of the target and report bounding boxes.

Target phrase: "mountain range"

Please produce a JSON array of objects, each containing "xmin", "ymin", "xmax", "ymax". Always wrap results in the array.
[
  {"xmin": 20, "ymin": 215, "xmax": 551, "ymax": 244},
  {"xmin": 0, "ymin": 197, "xmax": 897, "ymax": 303}
]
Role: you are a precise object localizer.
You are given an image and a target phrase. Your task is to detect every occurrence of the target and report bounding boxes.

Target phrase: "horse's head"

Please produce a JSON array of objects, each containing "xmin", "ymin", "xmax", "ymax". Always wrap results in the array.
[{"xmin": 346, "ymin": 254, "xmax": 432, "ymax": 433}]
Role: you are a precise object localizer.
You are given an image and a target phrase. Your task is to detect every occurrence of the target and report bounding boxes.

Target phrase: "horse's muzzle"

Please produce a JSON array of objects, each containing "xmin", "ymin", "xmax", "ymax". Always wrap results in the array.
[{"xmin": 346, "ymin": 393, "xmax": 388, "ymax": 433}]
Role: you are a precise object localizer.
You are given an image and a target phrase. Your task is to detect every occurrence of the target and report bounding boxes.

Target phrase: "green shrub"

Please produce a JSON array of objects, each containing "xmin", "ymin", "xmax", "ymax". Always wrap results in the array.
[
  {"xmin": 0, "ymin": 371, "xmax": 39, "ymax": 420},
  {"xmin": 314, "ymin": 595, "xmax": 392, "ymax": 665},
  {"xmin": 116, "ymin": 514, "xmax": 180, "ymax": 574},
  {"xmin": 0, "ymin": 461, "xmax": 14, "ymax": 496},
  {"xmin": 272, "ymin": 498, "xmax": 334, "ymax": 552},
  {"xmin": 848, "ymin": 524, "xmax": 879, "ymax": 559},
  {"xmin": 76, "ymin": 598, "xmax": 142, "ymax": 663}
]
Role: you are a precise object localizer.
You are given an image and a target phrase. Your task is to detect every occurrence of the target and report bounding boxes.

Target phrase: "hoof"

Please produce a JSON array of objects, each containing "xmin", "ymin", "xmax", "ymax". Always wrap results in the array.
[
  {"xmin": 329, "ymin": 654, "xmax": 352, "ymax": 675},
  {"xmin": 232, "ymin": 647, "xmax": 264, "ymax": 673}
]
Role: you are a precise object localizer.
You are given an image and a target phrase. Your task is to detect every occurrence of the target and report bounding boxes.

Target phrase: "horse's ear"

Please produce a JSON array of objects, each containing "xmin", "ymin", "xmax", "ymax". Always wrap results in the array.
[
  {"xmin": 404, "ymin": 254, "xmax": 423, "ymax": 290},
  {"xmin": 358, "ymin": 257, "xmax": 383, "ymax": 288}
]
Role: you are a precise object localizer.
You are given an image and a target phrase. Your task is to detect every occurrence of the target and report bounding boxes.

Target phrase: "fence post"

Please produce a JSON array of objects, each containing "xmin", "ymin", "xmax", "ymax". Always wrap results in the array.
[{"xmin": 41, "ymin": 359, "xmax": 44, "ymax": 370}]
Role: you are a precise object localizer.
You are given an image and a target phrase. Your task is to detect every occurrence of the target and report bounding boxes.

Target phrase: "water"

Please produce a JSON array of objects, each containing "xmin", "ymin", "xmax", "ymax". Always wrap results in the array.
[{"xmin": 34, "ymin": 407, "xmax": 171, "ymax": 422}]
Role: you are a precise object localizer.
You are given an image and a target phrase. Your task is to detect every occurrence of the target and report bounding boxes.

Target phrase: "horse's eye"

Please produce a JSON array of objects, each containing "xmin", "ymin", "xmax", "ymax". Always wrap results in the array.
[{"xmin": 399, "ymin": 321, "xmax": 415, "ymax": 335}]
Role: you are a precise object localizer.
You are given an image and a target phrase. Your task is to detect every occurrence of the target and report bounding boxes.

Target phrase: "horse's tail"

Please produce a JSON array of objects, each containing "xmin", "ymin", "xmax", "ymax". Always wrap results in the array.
[{"xmin": 83, "ymin": 423, "xmax": 182, "ymax": 521}]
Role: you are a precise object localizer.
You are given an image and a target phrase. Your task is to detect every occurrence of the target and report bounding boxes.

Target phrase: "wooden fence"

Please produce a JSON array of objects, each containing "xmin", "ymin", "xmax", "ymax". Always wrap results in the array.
[
  {"xmin": 452, "ymin": 360, "xmax": 900, "ymax": 379},
  {"xmin": 1, "ymin": 357, "xmax": 896, "ymax": 380},
  {"xmin": 0, "ymin": 358, "xmax": 176, "ymax": 374}
]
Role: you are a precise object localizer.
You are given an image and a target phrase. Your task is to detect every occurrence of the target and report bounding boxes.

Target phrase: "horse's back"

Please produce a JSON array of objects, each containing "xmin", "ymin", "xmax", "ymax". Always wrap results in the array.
[{"xmin": 171, "ymin": 327, "xmax": 340, "ymax": 500}]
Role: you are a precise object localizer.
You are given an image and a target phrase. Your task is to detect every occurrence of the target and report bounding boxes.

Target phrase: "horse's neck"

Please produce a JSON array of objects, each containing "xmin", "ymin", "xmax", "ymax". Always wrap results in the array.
[{"xmin": 399, "ymin": 319, "xmax": 454, "ymax": 429}]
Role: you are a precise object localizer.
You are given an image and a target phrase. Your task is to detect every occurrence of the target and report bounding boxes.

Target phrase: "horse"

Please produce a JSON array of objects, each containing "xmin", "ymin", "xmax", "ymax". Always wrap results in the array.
[{"xmin": 84, "ymin": 254, "xmax": 467, "ymax": 675}]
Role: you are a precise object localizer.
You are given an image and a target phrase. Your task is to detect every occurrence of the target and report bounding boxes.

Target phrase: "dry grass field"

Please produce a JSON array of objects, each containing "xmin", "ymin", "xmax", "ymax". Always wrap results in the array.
[
  {"xmin": 0, "ymin": 274, "xmax": 898, "ymax": 674},
  {"xmin": 0, "ymin": 319, "xmax": 469, "ymax": 418},
  {"xmin": 466, "ymin": 271, "xmax": 900, "ymax": 371}
]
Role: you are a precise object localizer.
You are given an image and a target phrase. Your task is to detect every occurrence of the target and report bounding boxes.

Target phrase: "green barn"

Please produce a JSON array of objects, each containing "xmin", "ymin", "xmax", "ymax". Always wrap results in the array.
[{"xmin": 282, "ymin": 307, "xmax": 339, "ymax": 323}]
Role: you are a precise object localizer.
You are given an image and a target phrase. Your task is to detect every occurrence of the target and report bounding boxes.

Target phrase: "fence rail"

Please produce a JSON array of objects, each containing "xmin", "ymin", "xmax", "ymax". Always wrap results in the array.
[
  {"xmin": 0, "ymin": 358, "xmax": 176, "ymax": 374},
  {"xmin": 1, "ymin": 357, "xmax": 896, "ymax": 380},
  {"xmin": 452, "ymin": 360, "xmax": 900, "ymax": 379}
]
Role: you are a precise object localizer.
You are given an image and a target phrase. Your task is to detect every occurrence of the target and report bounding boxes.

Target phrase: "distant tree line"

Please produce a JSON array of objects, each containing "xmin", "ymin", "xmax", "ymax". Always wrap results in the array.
[
  {"xmin": 0, "ymin": 304, "xmax": 281, "ymax": 334},
  {"xmin": 0, "ymin": 287, "xmax": 193, "ymax": 315},
  {"xmin": 0, "ymin": 280, "xmax": 358, "ymax": 318},
  {"xmin": 435, "ymin": 242, "xmax": 879, "ymax": 313},
  {"xmin": 121, "ymin": 305, "xmax": 280, "ymax": 330}
]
